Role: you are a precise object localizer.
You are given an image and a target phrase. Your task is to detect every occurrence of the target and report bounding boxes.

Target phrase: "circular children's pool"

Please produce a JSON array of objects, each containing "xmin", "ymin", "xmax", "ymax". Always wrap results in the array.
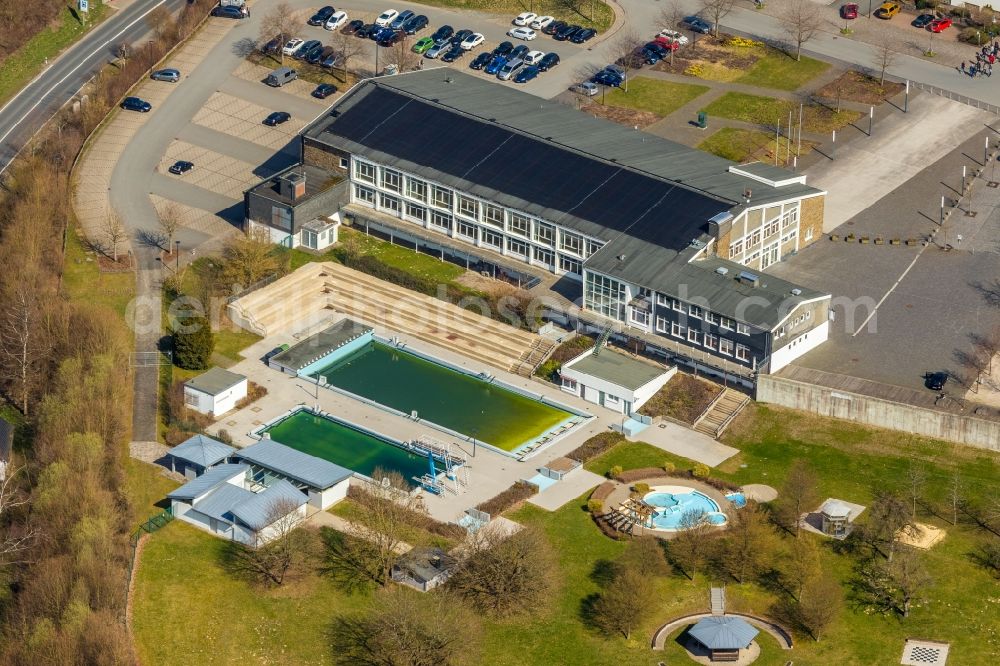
[{"xmin": 642, "ymin": 486, "xmax": 728, "ymax": 531}]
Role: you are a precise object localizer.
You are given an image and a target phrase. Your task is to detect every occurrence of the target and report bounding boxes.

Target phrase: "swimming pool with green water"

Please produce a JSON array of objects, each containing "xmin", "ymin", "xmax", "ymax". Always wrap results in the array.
[{"xmin": 309, "ymin": 341, "xmax": 573, "ymax": 451}]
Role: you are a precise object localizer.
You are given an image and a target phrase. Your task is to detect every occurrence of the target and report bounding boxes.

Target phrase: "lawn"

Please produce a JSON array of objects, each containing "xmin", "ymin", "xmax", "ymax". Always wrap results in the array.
[
  {"xmin": 669, "ymin": 39, "xmax": 827, "ymax": 92},
  {"xmin": 61, "ymin": 226, "xmax": 134, "ymax": 319},
  {"xmin": 603, "ymin": 78, "xmax": 710, "ymax": 118},
  {"xmin": 0, "ymin": 2, "xmax": 110, "ymax": 106},
  {"xmin": 702, "ymin": 92, "xmax": 861, "ymax": 134},
  {"xmin": 698, "ymin": 127, "xmax": 819, "ymax": 163},
  {"xmin": 413, "ymin": 0, "xmax": 613, "ymax": 31},
  {"xmin": 125, "ymin": 458, "xmax": 179, "ymax": 520},
  {"xmin": 735, "ymin": 51, "xmax": 830, "ymax": 91}
]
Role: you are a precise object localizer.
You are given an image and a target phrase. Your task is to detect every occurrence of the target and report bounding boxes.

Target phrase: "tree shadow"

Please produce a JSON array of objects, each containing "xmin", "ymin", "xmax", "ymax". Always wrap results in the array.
[
  {"xmin": 969, "ymin": 279, "xmax": 1000, "ymax": 307},
  {"xmin": 578, "ymin": 592, "xmax": 603, "ymax": 631},
  {"xmin": 232, "ymin": 36, "xmax": 258, "ymax": 58},
  {"xmin": 588, "ymin": 558, "xmax": 620, "ymax": 587},
  {"xmin": 316, "ymin": 526, "xmax": 380, "ymax": 593},
  {"xmin": 137, "ymin": 228, "xmax": 167, "ymax": 250}
]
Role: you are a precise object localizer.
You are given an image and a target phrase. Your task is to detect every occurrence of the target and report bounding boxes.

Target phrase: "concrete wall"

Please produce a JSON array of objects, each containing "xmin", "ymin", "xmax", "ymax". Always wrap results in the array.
[
  {"xmin": 769, "ymin": 319, "xmax": 829, "ymax": 374},
  {"xmin": 756, "ymin": 374, "xmax": 1000, "ymax": 452},
  {"xmin": 309, "ymin": 478, "xmax": 350, "ymax": 510},
  {"xmin": 799, "ymin": 194, "xmax": 825, "ymax": 246}
]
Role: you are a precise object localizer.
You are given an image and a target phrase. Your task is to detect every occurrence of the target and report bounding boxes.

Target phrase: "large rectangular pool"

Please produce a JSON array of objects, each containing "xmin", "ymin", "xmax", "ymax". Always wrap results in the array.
[
  {"xmin": 308, "ymin": 341, "xmax": 574, "ymax": 451},
  {"xmin": 261, "ymin": 410, "xmax": 437, "ymax": 485}
]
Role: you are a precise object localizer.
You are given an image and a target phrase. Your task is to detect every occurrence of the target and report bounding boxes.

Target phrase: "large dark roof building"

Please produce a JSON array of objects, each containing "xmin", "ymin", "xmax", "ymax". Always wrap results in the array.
[{"xmin": 245, "ymin": 70, "xmax": 831, "ymax": 380}]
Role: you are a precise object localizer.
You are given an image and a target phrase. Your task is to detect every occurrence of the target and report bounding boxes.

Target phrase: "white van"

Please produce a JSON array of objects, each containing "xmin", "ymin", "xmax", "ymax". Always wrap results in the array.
[{"xmin": 266, "ymin": 66, "xmax": 297, "ymax": 87}]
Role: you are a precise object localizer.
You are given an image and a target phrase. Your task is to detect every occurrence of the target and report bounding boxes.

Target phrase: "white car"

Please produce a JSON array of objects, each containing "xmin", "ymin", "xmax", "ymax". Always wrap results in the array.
[
  {"xmin": 513, "ymin": 11, "xmax": 537, "ymax": 26},
  {"xmin": 324, "ymin": 10, "xmax": 348, "ymax": 30},
  {"xmin": 461, "ymin": 32, "xmax": 485, "ymax": 50},
  {"xmin": 657, "ymin": 28, "xmax": 689, "ymax": 45},
  {"xmin": 507, "ymin": 27, "xmax": 537, "ymax": 41},
  {"xmin": 530, "ymin": 15, "xmax": 553, "ymax": 29},
  {"xmin": 281, "ymin": 38, "xmax": 304, "ymax": 56},
  {"xmin": 523, "ymin": 50, "xmax": 545, "ymax": 65},
  {"xmin": 375, "ymin": 9, "xmax": 399, "ymax": 27}
]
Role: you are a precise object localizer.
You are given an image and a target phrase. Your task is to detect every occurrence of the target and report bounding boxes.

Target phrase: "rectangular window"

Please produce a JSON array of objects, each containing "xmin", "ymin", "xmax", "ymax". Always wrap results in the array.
[
  {"xmin": 704, "ymin": 332, "xmax": 717, "ymax": 350},
  {"xmin": 748, "ymin": 230, "xmax": 762, "ymax": 247},
  {"xmin": 688, "ymin": 305, "xmax": 702, "ymax": 319},
  {"xmin": 404, "ymin": 202, "xmax": 425, "ymax": 223},
  {"xmin": 783, "ymin": 207, "xmax": 799, "ymax": 228},
  {"xmin": 736, "ymin": 323, "xmax": 750, "ymax": 335},
  {"xmin": 670, "ymin": 322, "xmax": 683, "ymax": 338},
  {"xmin": 457, "ymin": 195, "xmax": 479, "ymax": 220},
  {"xmin": 719, "ymin": 338, "xmax": 734, "ymax": 356},
  {"xmin": 562, "ymin": 377, "xmax": 577, "ymax": 391},
  {"xmin": 672, "ymin": 299, "xmax": 683, "ymax": 312},
  {"xmin": 655, "ymin": 316, "xmax": 668, "ymax": 333},
  {"xmin": 656, "ymin": 294, "xmax": 670, "ymax": 307},
  {"xmin": 484, "ymin": 204, "xmax": 504, "ymax": 228},
  {"xmin": 560, "ymin": 256, "xmax": 581, "ymax": 275},
  {"xmin": 736, "ymin": 344, "xmax": 750, "ymax": 361},
  {"xmin": 482, "ymin": 229, "xmax": 503, "ymax": 249},
  {"xmin": 720, "ymin": 317, "xmax": 734, "ymax": 331},
  {"xmin": 585, "ymin": 240, "xmax": 603, "ymax": 258},
  {"xmin": 353, "ymin": 184, "xmax": 375, "ymax": 207},
  {"xmin": 431, "ymin": 185, "xmax": 452, "ymax": 209},
  {"xmin": 533, "ymin": 246, "xmax": 554, "ymax": 265},
  {"xmin": 729, "ymin": 240, "xmax": 745, "ymax": 259},
  {"xmin": 687, "ymin": 328, "xmax": 700, "ymax": 344},
  {"xmin": 559, "ymin": 231, "xmax": 583, "ymax": 255},
  {"xmin": 508, "ymin": 213, "xmax": 530, "ymax": 238},
  {"xmin": 629, "ymin": 308, "xmax": 649, "ymax": 327},
  {"xmin": 354, "ymin": 161, "xmax": 375, "ymax": 183},
  {"xmin": 456, "ymin": 221, "xmax": 477, "ymax": 240},
  {"xmin": 805, "ymin": 226, "xmax": 814, "ymax": 241},
  {"xmin": 381, "ymin": 168, "xmax": 401, "ymax": 193},
  {"xmin": 705, "ymin": 311, "xmax": 719, "ymax": 325},
  {"xmin": 584, "ymin": 272, "xmax": 626, "ymax": 320},
  {"xmin": 533, "ymin": 222, "xmax": 555, "ymax": 246},
  {"xmin": 379, "ymin": 192, "xmax": 400, "ymax": 213},
  {"xmin": 429, "ymin": 210, "xmax": 451, "ymax": 231},
  {"xmin": 339, "ymin": 157, "xmax": 349, "ymax": 169},
  {"xmin": 184, "ymin": 391, "xmax": 198, "ymax": 407},
  {"xmin": 763, "ymin": 219, "xmax": 780, "ymax": 238},
  {"xmin": 506, "ymin": 237, "xmax": 528, "ymax": 256},
  {"xmin": 270, "ymin": 206, "xmax": 291, "ymax": 231},
  {"xmin": 406, "ymin": 178, "xmax": 427, "ymax": 202}
]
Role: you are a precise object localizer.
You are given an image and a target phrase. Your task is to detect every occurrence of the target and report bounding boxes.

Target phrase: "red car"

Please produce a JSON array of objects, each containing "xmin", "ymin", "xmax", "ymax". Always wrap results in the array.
[
  {"xmin": 654, "ymin": 35, "xmax": 681, "ymax": 51},
  {"xmin": 928, "ymin": 17, "xmax": 952, "ymax": 32},
  {"xmin": 841, "ymin": 3, "xmax": 859, "ymax": 19}
]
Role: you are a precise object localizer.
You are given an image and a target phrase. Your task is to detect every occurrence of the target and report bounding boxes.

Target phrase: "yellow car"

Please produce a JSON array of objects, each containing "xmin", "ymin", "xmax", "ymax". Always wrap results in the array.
[{"xmin": 874, "ymin": 1, "xmax": 901, "ymax": 18}]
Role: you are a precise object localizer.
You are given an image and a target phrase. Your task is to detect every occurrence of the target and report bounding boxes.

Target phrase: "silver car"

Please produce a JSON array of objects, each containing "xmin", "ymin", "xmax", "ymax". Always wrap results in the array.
[
  {"xmin": 497, "ymin": 57, "xmax": 524, "ymax": 81},
  {"xmin": 570, "ymin": 81, "xmax": 599, "ymax": 96},
  {"xmin": 424, "ymin": 39, "xmax": 450, "ymax": 59},
  {"xmin": 150, "ymin": 68, "xmax": 180, "ymax": 83}
]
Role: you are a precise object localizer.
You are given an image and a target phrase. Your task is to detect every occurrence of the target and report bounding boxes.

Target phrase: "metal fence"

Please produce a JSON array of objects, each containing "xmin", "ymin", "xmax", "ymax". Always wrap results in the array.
[
  {"xmin": 910, "ymin": 81, "xmax": 1000, "ymax": 116},
  {"xmin": 123, "ymin": 508, "xmax": 174, "ymax": 622},
  {"xmin": 226, "ymin": 272, "xmax": 280, "ymax": 304}
]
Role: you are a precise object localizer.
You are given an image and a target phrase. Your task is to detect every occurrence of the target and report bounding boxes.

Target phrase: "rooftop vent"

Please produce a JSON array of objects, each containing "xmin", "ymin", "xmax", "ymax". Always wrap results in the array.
[
  {"xmin": 743, "ymin": 188, "xmax": 752, "ymax": 203},
  {"xmin": 690, "ymin": 239, "xmax": 706, "ymax": 249},
  {"xmin": 278, "ymin": 172, "xmax": 306, "ymax": 201},
  {"xmin": 715, "ymin": 267, "xmax": 729, "ymax": 276},
  {"xmin": 445, "ymin": 76, "xmax": 453, "ymax": 83},
  {"xmin": 791, "ymin": 288, "xmax": 802, "ymax": 296},
  {"xmin": 617, "ymin": 254, "xmax": 627, "ymax": 261},
  {"xmin": 738, "ymin": 271, "xmax": 760, "ymax": 287}
]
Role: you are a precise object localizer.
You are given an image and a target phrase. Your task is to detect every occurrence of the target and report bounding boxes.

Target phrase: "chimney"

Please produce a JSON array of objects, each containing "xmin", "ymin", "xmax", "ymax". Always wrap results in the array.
[{"xmin": 279, "ymin": 172, "xmax": 307, "ymax": 200}]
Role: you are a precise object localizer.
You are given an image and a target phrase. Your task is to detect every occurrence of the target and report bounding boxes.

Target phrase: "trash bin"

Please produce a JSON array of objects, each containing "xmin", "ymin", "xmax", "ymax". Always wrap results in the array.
[{"xmin": 697, "ymin": 111, "xmax": 707, "ymax": 129}]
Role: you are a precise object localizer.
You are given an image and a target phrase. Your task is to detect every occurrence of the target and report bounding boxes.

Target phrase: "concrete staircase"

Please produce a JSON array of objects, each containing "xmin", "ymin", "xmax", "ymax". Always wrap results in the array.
[
  {"xmin": 710, "ymin": 587, "xmax": 726, "ymax": 615},
  {"xmin": 694, "ymin": 388, "xmax": 750, "ymax": 439}
]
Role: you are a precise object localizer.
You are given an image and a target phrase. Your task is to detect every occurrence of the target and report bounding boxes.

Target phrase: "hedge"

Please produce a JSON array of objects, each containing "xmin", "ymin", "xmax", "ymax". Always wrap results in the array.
[
  {"xmin": 590, "ymin": 481, "xmax": 617, "ymax": 502},
  {"xmin": 347, "ymin": 485, "xmax": 467, "ymax": 540},
  {"xmin": 614, "ymin": 467, "xmax": 742, "ymax": 491},
  {"xmin": 476, "ymin": 480, "xmax": 539, "ymax": 517},
  {"xmin": 616, "ymin": 467, "xmax": 669, "ymax": 483},
  {"xmin": 567, "ymin": 431, "xmax": 625, "ymax": 463}
]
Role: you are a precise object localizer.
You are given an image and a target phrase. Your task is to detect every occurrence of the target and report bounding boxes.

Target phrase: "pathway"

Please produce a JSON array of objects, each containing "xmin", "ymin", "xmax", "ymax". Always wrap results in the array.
[
  {"xmin": 629, "ymin": 421, "xmax": 738, "ymax": 467},
  {"xmin": 306, "ymin": 508, "xmax": 413, "ymax": 555}
]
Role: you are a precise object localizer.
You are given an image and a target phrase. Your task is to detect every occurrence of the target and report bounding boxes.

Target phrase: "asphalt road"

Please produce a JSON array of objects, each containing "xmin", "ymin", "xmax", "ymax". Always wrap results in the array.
[{"xmin": 0, "ymin": 0, "xmax": 189, "ymax": 175}]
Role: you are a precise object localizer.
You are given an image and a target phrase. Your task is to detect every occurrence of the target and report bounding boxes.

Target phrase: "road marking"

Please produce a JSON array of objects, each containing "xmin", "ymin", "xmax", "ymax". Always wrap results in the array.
[
  {"xmin": 852, "ymin": 244, "xmax": 929, "ymax": 337},
  {"xmin": 0, "ymin": 0, "xmax": 168, "ymax": 174}
]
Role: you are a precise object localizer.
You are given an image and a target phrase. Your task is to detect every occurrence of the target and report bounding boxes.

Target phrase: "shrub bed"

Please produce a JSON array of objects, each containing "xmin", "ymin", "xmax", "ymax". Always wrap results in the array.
[
  {"xmin": 476, "ymin": 480, "xmax": 539, "ymax": 517},
  {"xmin": 567, "ymin": 431, "xmax": 625, "ymax": 463},
  {"xmin": 616, "ymin": 467, "xmax": 668, "ymax": 484},
  {"xmin": 535, "ymin": 335, "xmax": 596, "ymax": 380},
  {"xmin": 590, "ymin": 482, "xmax": 617, "ymax": 503},
  {"xmin": 347, "ymin": 485, "xmax": 467, "ymax": 540}
]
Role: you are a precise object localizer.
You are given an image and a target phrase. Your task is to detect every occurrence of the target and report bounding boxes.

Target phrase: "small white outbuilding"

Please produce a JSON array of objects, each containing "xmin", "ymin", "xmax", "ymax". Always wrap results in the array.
[
  {"xmin": 183, "ymin": 367, "xmax": 248, "ymax": 416},
  {"xmin": 559, "ymin": 347, "xmax": 674, "ymax": 415}
]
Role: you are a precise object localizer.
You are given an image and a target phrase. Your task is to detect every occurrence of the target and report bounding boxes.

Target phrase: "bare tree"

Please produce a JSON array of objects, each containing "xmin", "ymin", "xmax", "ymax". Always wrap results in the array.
[
  {"xmin": 102, "ymin": 209, "xmax": 127, "ymax": 263},
  {"xmin": 795, "ymin": 574, "xmax": 842, "ymax": 640},
  {"xmin": 947, "ymin": 471, "xmax": 963, "ymax": 526},
  {"xmin": 223, "ymin": 496, "xmax": 308, "ymax": 586},
  {"xmin": 332, "ymin": 30, "xmax": 365, "ymax": 81},
  {"xmin": 147, "ymin": 5, "xmax": 176, "ymax": 42},
  {"xmin": 221, "ymin": 226, "xmax": 280, "ymax": 291},
  {"xmin": 390, "ymin": 36, "xmax": 421, "ymax": 73},
  {"xmin": 906, "ymin": 462, "xmax": 926, "ymax": 519},
  {"xmin": 259, "ymin": 2, "xmax": 297, "ymax": 64},
  {"xmin": 659, "ymin": 1, "xmax": 686, "ymax": 67},
  {"xmin": 873, "ymin": 44, "xmax": 897, "ymax": 86},
  {"xmin": 669, "ymin": 509, "xmax": 714, "ymax": 581},
  {"xmin": 720, "ymin": 501, "xmax": 777, "ymax": 583},
  {"xmin": 610, "ymin": 30, "xmax": 645, "ymax": 93},
  {"xmin": 0, "ymin": 282, "xmax": 51, "ymax": 416},
  {"xmin": 783, "ymin": 0, "xmax": 822, "ymax": 62},
  {"xmin": 158, "ymin": 201, "xmax": 182, "ymax": 249},
  {"xmin": 0, "ymin": 467, "xmax": 35, "ymax": 564},
  {"xmin": 773, "ymin": 459, "xmax": 818, "ymax": 536},
  {"xmin": 699, "ymin": 0, "xmax": 736, "ymax": 37},
  {"xmin": 783, "ymin": 536, "xmax": 820, "ymax": 600},
  {"xmin": 861, "ymin": 491, "xmax": 916, "ymax": 561},
  {"xmin": 590, "ymin": 565, "xmax": 648, "ymax": 639}
]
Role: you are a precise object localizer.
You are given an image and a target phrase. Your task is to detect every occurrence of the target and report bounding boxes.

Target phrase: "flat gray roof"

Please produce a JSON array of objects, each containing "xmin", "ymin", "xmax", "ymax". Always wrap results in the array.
[
  {"xmin": 270, "ymin": 319, "xmax": 372, "ymax": 372},
  {"xmin": 237, "ymin": 439, "xmax": 352, "ymax": 489},
  {"xmin": 185, "ymin": 367, "xmax": 246, "ymax": 396},
  {"xmin": 565, "ymin": 349, "xmax": 668, "ymax": 391},
  {"xmin": 246, "ymin": 163, "xmax": 345, "ymax": 206}
]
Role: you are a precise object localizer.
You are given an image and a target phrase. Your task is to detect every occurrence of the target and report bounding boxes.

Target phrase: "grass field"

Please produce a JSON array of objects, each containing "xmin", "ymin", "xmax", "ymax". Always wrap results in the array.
[
  {"xmin": 416, "ymin": 0, "xmax": 614, "ymax": 31},
  {"xmin": 735, "ymin": 51, "xmax": 829, "ymax": 91},
  {"xmin": 603, "ymin": 78, "xmax": 710, "ymax": 118},
  {"xmin": 61, "ymin": 227, "xmax": 135, "ymax": 319},
  {"xmin": 0, "ymin": 2, "xmax": 110, "ymax": 106},
  {"xmin": 702, "ymin": 92, "xmax": 861, "ymax": 134},
  {"xmin": 698, "ymin": 126, "xmax": 818, "ymax": 163}
]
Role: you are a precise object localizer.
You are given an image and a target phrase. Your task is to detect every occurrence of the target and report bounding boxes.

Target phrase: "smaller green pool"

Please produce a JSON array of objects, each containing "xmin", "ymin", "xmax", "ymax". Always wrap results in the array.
[{"xmin": 261, "ymin": 410, "xmax": 437, "ymax": 485}]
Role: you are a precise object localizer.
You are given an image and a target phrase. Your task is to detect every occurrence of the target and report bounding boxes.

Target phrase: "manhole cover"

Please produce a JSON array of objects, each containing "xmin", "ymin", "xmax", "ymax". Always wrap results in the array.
[{"xmin": 251, "ymin": 406, "xmax": 262, "ymax": 413}]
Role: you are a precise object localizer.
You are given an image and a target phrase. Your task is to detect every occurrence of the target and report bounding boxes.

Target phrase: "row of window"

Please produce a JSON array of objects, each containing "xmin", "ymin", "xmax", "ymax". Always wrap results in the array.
[
  {"xmin": 655, "ymin": 317, "xmax": 750, "ymax": 361},
  {"xmin": 728, "ymin": 207, "xmax": 799, "ymax": 259},
  {"xmin": 651, "ymin": 295, "xmax": 750, "ymax": 335}
]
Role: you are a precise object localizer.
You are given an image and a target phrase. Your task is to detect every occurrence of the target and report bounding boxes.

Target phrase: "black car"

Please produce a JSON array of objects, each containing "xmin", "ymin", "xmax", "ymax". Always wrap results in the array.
[
  {"xmin": 431, "ymin": 25, "xmax": 454, "ymax": 41},
  {"xmin": 493, "ymin": 40, "xmax": 514, "ymax": 57},
  {"xmin": 356, "ymin": 23, "xmax": 377, "ymax": 38},
  {"xmin": 912, "ymin": 13, "xmax": 935, "ymax": 27},
  {"xmin": 262, "ymin": 37, "xmax": 281, "ymax": 55},
  {"xmin": 378, "ymin": 29, "xmax": 404, "ymax": 46},
  {"xmin": 168, "ymin": 160, "xmax": 194, "ymax": 175},
  {"xmin": 925, "ymin": 372, "xmax": 948, "ymax": 391},
  {"xmin": 120, "ymin": 97, "xmax": 151, "ymax": 112},
  {"xmin": 308, "ymin": 6, "xmax": 336, "ymax": 25},
  {"xmin": 509, "ymin": 44, "xmax": 529, "ymax": 61},
  {"xmin": 538, "ymin": 52, "xmax": 560, "ymax": 71},
  {"xmin": 682, "ymin": 16, "xmax": 712, "ymax": 34},
  {"xmin": 571, "ymin": 27, "xmax": 596, "ymax": 43},
  {"xmin": 441, "ymin": 45, "xmax": 465, "ymax": 62},
  {"xmin": 451, "ymin": 29, "xmax": 473, "ymax": 46},
  {"xmin": 543, "ymin": 20, "xmax": 565, "ymax": 35},
  {"xmin": 470, "ymin": 52, "xmax": 492, "ymax": 69},
  {"xmin": 210, "ymin": 5, "xmax": 244, "ymax": 19},
  {"xmin": 312, "ymin": 83, "xmax": 338, "ymax": 98},
  {"xmin": 555, "ymin": 24, "xmax": 581, "ymax": 41},
  {"xmin": 345, "ymin": 19, "xmax": 364, "ymax": 34},
  {"xmin": 263, "ymin": 111, "xmax": 291, "ymax": 126},
  {"xmin": 321, "ymin": 51, "xmax": 339, "ymax": 68},
  {"xmin": 306, "ymin": 45, "xmax": 330, "ymax": 65},
  {"xmin": 403, "ymin": 14, "xmax": 428, "ymax": 34},
  {"xmin": 371, "ymin": 26, "xmax": 394, "ymax": 41},
  {"xmin": 294, "ymin": 39, "xmax": 322, "ymax": 59}
]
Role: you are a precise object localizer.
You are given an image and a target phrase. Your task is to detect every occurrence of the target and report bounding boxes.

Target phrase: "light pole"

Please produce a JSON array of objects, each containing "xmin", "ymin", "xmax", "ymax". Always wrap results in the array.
[{"xmin": 174, "ymin": 240, "xmax": 180, "ymax": 270}]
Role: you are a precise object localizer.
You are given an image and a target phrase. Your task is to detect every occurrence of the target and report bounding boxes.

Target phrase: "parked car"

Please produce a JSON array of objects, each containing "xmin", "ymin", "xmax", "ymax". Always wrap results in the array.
[
  {"xmin": 345, "ymin": 19, "xmax": 364, "ymax": 34},
  {"xmin": 874, "ymin": 1, "xmax": 900, "ymax": 18},
  {"xmin": 378, "ymin": 29, "xmax": 405, "ymax": 46},
  {"xmin": 497, "ymin": 57, "xmax": 523, "ymax": 80},
  {"xmin": 530, "ymin": 15, "xmax": 554, "ymax": 29},
  {"xmin": 307, "ymin": 45, "xmax": 331, "ymax": 65},
  {"xmin": 168, "ymin": 160, "xmax": 193, "ymax": 175},
  {"xmin": 925, "ymin": 371, "xmax": 948, "ymax": 391},
  {"xmin": 912, "ymin": 13, "xmax": 934, "ymax": 27},
  {"xmin": 513, "ymin": 11, "xmax": 537, "ymax": 26},
  {"xmin": 538, "ymin": 52, "xmax": 560, "ymax": 71},
  {"xmin": 928, "ymin": 16, "xmax": 952, "ymax": 32},
  {"xmin": 375, "ymin": 9, "xmax": 399, "ymax": 27},
  {"xmin": 403, "ymin": 14, "xmax": 428, "ymax": 34},
  {"xmin": 325, "ymin": 10, "xmax": 348, "ymax": 30},
  {"xmin": 554, "ymin": 24, "xmax": 579, "ymax": 41},
  {"xmin": 308, "ymin": 6, "xmax": 336, "ymax": 26},
  {"xmin": 543, "ymin": 20, "xmax": 565, "ymax": 35},
  {"xmin": 641, "ymin": 42, "xmax": 668, "ymax": 64},
  {"xmin": 514, "ymin": 65, "xmax": 539, "ymax": 83},
  {"xmin": 470, "ymin": 52, "xmax": 492, "ymax": 69},
  {"xmin": 654, "ymin": 35, "xmax": 681, "ymax": 51},
  {"xmin": 571, "ymin": 27, "xmax": 597, "ymax": 43},
  {"xmin": 294, "ymin": 39, "xmax": 322, "ymax": 59},
  {"xmin": 263, "ymin": 112, "xmax": 291, "ymax": 126},
  {"xmin": 150, "ymin": 68, "xmax": 180, "ymax": 82},
  {"xmin": 841, "ymin": 3, "xmax": 859, "ymax": 19},
  {"xmin": 657, "ymin": 28, "xmax": 688, "ymax": 44},
  {"xmin": 413, "ymin": 36, "xmax": 436, "ymax": 53},
  {"xmin": 485, "ymin": 54, "xmax": 508, "ymax": 74},
  {"xmin": 493, "ymin": 41, "xmax": 514, "ymax": 57},
  {"xmin": 390, "ymin": 9, "xmax": 414, "ymax": 30},
  {"xmin": 431, "ymin": 25, "xmax": 454, "ymax": 41},
  {"xmin": 425, "ymin": 39, "xmax": 451, "ymax": 58},
  {"xmin": 682, "ymin": 16, "xmax": 712, "ymax": 33},
  {"xmin": 593, "ymin": 66, "xmax": 624, "ymax": 86},
  {"xmin": 265, "ymin": 66, "xmax": 297, "ymax": 87},
  {"xmin": 451, "ymin": 29, "xmax": 473, "ymax": 45},
  {"xmin": 441, "ymin": 45, "xmax": 465, "ymax": 62},
  {"xmin": 312, "ymin": 83, "xmax": 338, "ymax": 98},
  {"xmin": 570, "ymin": 81, "xmax": 599, "ymax": 96},
  {"xmin": 371, "ymin": 26, "xmax": 395, "ymax": 41},
  {"xmin": 508, "ymin": 27, "xmax": 537, "ymax": 40},
  {"xmin": 461, "ymin": 32, "xmax": 485, "ymax": 50},
  {"xmin": 211, "ymin": 5, "xmax": 244, "ymax": 19},
  {"xmin": 355, "ymin": 23, "xmax": 377, "ymax": 38},
  {"xmin": 262, "ymin": 37, "xmax": 282, "ymax": 54},
  {"xmin": 509, "ymin": 44, "xmax": 529, "ymax": 60},
  {"xmin": 523, "ymin": 50, "xmax": 545, "ymax": 65},
  {"xmin": 120, "ymin": 96, "xmax": 151, "ymax": 112},
  {"xmin": 321, "ymin": 51, "xmax": 340, "ymax": 68}
]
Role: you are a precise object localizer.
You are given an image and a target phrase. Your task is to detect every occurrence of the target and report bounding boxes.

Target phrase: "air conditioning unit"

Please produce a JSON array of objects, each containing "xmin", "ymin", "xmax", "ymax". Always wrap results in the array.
[{"xmin": 715, "ymin": 267, "xmax": 729, "ymax": 276}]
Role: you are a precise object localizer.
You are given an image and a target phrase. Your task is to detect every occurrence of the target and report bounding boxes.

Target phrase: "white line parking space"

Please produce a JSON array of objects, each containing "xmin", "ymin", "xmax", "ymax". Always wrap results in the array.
[
  {"xmin": 158, "ymin": 140, "xmax": 265, "ymax": 200},
  {"xmin": 192, "ymin": 92, "xmax": 307, "ymax": 150}
]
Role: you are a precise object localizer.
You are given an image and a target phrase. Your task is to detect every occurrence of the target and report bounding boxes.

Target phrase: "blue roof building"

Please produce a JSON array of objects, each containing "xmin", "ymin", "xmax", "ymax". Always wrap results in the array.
[
  {"xmin": 168, "ymin": 434, "xmax": 236, "ymax": 479},
  {"xmin": 687, "ymin": 616, "xmax": 760, "ymax": 662}
]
